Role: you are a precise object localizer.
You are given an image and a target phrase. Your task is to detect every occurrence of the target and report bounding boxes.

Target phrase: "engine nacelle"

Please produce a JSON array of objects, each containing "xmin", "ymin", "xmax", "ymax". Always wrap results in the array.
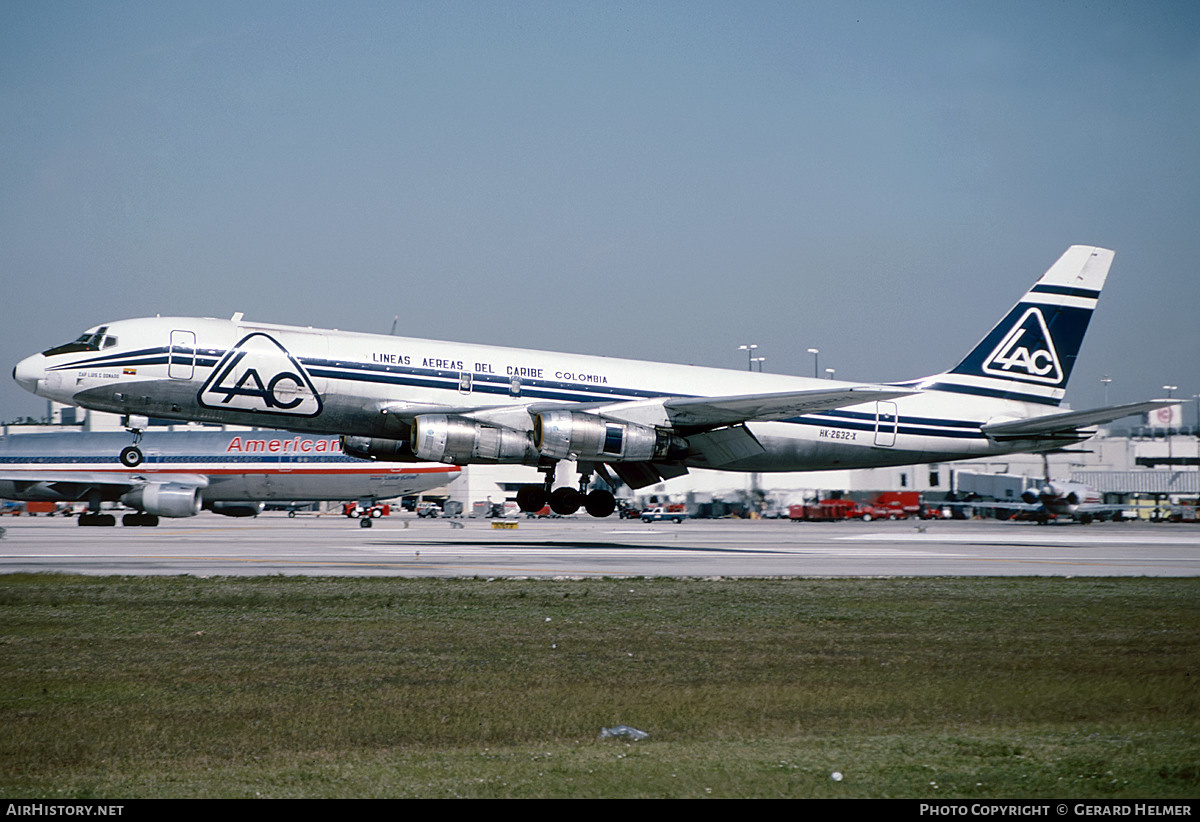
[
  {"xmin": 120, "ymin": 483, "xmax": 202, "ymax": 518},
  {"xmin": 208, "ymin": 501, "xmax": 265, "ymax": 518},
  {"xmin": 533, "ymin": 411, "xmax": 688, "ymax": 462},
  {"xmin": 411, "ymin": 415, "xmax": 538, "ymax": 465},
  {"xmin": 341, "ymin": 435, "xmax": 418, "ymax": 462}
]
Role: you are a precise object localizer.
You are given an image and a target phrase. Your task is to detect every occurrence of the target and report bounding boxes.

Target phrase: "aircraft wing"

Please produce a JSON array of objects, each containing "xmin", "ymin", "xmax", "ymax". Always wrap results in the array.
[
  {"xmin": 982, "ymin": 399, "xmax": 1178, "ymax": 442},
  {"xmin": 393, "ymin": 384, "xmax": 919, "ymax": 433},
  {"xmin": 547, "ymin": 384, "xmax": 918, "ymax": 430},
  {"xmin": 0, "ymin": 471, "xmax": 208, "ymax": 491}
]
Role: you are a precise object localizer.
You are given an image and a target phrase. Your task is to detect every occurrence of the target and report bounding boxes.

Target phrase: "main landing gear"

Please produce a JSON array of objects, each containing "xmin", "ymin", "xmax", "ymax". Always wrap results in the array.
[{"xmin": 515, "ymin": 462, "xmax": 617, "ymax": 518}]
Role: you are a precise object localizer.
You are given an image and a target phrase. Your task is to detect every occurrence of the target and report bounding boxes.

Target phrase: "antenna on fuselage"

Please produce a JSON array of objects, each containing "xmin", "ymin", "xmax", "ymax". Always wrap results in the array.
[{"xmin": 390, "ymin": 315, "xmax": 398, "ymax": 335}]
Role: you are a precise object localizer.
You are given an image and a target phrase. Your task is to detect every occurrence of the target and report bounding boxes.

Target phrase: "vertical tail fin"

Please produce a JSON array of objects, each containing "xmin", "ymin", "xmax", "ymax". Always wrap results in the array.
[{"xmin": 921, "ymin": 245, "xmax": 1113, "ymax": 406}]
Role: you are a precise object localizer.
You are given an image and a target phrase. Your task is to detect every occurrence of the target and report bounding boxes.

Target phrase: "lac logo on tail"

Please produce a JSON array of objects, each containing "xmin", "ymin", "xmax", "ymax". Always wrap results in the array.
[{"xmin": 981, "ymin": 306, "xmax": 1064, "ymax": 386}]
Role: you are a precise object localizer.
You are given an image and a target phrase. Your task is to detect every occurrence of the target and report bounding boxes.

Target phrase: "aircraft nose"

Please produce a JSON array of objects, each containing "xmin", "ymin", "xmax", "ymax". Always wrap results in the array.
[{"xmin": 13, "ymin": 354, "xmax": 46, "ymax": 395}]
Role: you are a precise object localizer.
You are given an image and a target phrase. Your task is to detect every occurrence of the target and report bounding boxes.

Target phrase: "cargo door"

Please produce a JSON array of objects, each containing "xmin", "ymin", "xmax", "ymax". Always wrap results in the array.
[
  {"xmin": 169, "ymin": 330, "xmax": 196, "ymax": 380},
  {"xmin": 874, "ymin": 401, "xmax": 898, "ymax": 447}
]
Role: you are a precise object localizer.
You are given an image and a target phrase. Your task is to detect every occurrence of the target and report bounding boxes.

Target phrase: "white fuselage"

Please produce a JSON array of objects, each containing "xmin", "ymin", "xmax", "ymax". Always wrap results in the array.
[{"xmin": 14, "ymin": 315, "xmax": 1059, "ymax": 474}]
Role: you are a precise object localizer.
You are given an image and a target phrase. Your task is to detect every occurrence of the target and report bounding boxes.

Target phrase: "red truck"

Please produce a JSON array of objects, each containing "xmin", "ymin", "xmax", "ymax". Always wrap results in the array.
[{"xmin": 788, "ymin": 492, "xmax": 925, "ymax": 522}]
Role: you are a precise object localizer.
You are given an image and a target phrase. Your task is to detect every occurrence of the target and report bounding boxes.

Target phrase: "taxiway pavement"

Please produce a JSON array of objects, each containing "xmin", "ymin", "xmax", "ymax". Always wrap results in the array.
[{"xmin": 1, "ymin": 513, "xmax": 1197, "ymax": 577}]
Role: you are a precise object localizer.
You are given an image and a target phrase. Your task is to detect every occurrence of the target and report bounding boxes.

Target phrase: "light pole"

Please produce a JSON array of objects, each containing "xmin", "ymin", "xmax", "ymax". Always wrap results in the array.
[
  {"xmin": 825, "ymin": 368, "xmax": 836, "ymax": 380},
  {"xmin": 807, "ymin": 348, "xmax": 819, "ymax": 379},
  {"xmin": 1193, "ymin": 394, "xmax": 1199, "ymax": 466},
  {"xmin": 1164, "ymin": 385, "xmax": 1178, "ymax": 470},
  {"xmin": 751, "ymin": 356, "xmax": 766, "ymax": 372},
  {"xmin": 738, "ymin": 344, "xmax": 758, "ymax": 372}
]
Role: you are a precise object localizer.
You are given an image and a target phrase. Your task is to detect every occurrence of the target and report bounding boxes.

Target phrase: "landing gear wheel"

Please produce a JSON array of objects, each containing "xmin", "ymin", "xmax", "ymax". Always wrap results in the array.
[
  {"xmin": 516, "ymin": 484, "xmax": 549, "ymax": 513},
  {"xmin": 120, "ymin": 446, "xmax": 143, "ymax": 468},
  {"xmin": 359, "ymin": 517, "xmax": 373, "ymax": 528},
  {"xmin": 549, "ymin": 487, "xmax": 582, "ymax": 516},
  {"xmin": 584, "ymin": 489, "xmax": 616, "ymax": 518}
]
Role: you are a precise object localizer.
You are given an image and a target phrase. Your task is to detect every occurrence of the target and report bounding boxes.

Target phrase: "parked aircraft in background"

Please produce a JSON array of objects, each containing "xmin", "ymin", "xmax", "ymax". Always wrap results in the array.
[
  {"xmin": 1006, "ymin": 477, "xmax": 1123, "ymax": 524},
  {"xmin": 964, "ymin": 455, "xmax": 1126, "ymax": 524},
  {"xmin": 12, "ymin": 246, "xmax": 1173, "ymax": 518},
  {"xmin": 0, "ymin": 429, "xmax": 459, "ymax": 526}
]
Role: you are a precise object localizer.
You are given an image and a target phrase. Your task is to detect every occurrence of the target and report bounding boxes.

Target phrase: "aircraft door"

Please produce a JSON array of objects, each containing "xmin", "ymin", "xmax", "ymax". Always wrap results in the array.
[
  {"xmin": 874, "ymin": 401, "xmax": 898, "ymax": 447},
  {"xmin": 169, "ymin": 330, "xmax": 196, "ymax": 380}
]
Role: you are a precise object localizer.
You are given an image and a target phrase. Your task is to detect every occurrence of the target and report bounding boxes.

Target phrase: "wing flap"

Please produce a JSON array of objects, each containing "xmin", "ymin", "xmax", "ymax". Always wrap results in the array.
[{"xmin": 685, "ymin": 425, "xmax": 766, "ymax": 468}]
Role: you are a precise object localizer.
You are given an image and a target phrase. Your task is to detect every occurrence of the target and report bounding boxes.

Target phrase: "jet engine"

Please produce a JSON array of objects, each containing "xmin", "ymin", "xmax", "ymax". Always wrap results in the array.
[
  {"xmin": 120, "ymin": 483, "xmax": 202, "ymax": 518},
  {"xmin": 411, "ymin": 415, "xmax": 538, "ymax": 464},
  {"xmin": 341, "ymin": 435, "xmax": 418, "ymax": 462},
  {"xmin": 533, "ymin": 411, "xmax": 688, "ymax": 462}
]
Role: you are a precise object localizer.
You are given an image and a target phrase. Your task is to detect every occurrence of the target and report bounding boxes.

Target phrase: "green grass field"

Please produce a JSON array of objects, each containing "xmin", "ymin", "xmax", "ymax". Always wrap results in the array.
[{"xmin": 1, "ymin": 575, "xmax": 1197, "ymax": 798}]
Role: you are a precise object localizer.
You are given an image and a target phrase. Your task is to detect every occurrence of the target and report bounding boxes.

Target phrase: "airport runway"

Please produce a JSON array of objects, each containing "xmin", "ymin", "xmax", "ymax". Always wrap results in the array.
[{"xmin": 1, "ymin": 512, "xmax": 1198, "ymax": 577}]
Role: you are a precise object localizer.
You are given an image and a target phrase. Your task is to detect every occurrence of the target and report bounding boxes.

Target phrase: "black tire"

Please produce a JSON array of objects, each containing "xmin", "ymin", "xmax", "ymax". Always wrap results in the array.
[
  {"xmin": 359, "ymin": 517, "xmax": 373, "ymax": 528},
  {"xmin": 119, "ymin": 446, "xmax": 143, "ymax": 468},
  {"xmin": 516, "ymin": 484, "xmax": 549, "ymax": 513},
  {"xmin": 583, "ymin": 490, "xmax": 616, "ymax": 518},
  {"xmin": 549, "ymin": 487, "xmax": 582, "ymax": 516}
]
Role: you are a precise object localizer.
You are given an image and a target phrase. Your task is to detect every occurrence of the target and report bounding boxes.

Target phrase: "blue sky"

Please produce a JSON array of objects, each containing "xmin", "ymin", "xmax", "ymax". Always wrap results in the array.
[{"xmin": 2, "ymin": 1, "xmax": 1198, "ymax": 422}]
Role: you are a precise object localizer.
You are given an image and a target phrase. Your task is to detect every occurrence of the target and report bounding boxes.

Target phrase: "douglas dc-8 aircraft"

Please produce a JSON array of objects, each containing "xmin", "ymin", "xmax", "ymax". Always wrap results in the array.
[
  {"xmin": 13, "ymin": 246, "xmax": 1171, "ymax": 518},
  {"xmin": 0, "ymin": 429, "xmax": 459, "ymax": 526}
]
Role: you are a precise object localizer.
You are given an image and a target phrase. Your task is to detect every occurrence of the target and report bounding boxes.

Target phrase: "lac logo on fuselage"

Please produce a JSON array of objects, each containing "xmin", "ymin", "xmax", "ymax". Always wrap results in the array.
[{"xmin": 198, "ymin": 332, "xmax": 323, "ymax": 417}]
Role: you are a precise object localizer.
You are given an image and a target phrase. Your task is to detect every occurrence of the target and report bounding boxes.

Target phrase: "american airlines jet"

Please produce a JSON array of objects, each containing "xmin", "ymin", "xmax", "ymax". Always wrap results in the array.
[
  {"xmin": 0, "ymin": 428, "xmax": 460, "ymax": 526},
  {"xmin": 13, "ymin": 246, "xmax": 1170, "ymax": 518}
]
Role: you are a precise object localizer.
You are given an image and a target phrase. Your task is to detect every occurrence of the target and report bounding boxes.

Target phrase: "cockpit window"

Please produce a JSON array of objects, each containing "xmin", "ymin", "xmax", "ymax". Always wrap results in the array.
[{"xmin": 42, "ymin": 327, "xmax": 117, "ymax": 356}]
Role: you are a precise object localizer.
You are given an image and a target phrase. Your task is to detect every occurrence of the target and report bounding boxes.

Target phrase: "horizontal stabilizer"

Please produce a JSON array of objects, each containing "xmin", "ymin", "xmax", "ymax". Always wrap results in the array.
[{"xmin": 982, "ymin": 399, "xmax": 1178, "ymax": 441}]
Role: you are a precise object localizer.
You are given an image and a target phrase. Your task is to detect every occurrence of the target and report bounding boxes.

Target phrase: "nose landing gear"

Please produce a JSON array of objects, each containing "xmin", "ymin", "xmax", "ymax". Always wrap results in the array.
[{"xmin": 119, "ymin": 415, "xmax": 148, "ymax": 467}]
